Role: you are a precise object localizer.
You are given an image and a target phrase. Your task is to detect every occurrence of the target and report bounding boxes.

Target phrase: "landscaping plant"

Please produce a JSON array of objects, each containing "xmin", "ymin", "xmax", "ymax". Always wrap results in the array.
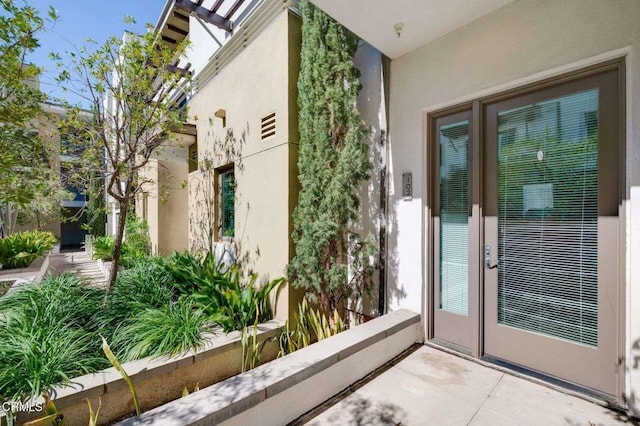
[
  {"xmin": 277, "ymin": 298, "xmax": 346, "ymax": 357},
  {"xmin": 53, "ymin": 17, "xmax": 191, "ymax": 290},
  {"xmin": 111, "ymin": 299, "xmax": 211, "ymax": 361},
  {"xmin": 120, "ymin": 214, "xmax": 151, "ymax": 267},
  {"xmin": 288, "ymin": 0, "xmax": 376, "ymax": 317},
  {"xmin": 90, "ymin": 215, "xmax": 151, "ymax": 267},
  {"xmin": 167, "ymin": 251, "xmax": 285, "ymax": 332},
  {"xmin": 97, "ymin": 260, "xmax": 174, "ymax": 336},
  {"xmin": 0, "ymin": 275, "xmax": 105, "ymax": 404},
  {"xmin": 0, "ymin": 251, "xmax": 286, "ymax": 410},
  {"xmin": 101, "ymin": 336, "xmax": 141, "ymax": 416},
  {"xmin": 89, "ymin": 235, "xmax": 115, "ymax": 261},
  {"xmin": 0, "ymin": 230, "xmax": 56, "ymax": 269}
]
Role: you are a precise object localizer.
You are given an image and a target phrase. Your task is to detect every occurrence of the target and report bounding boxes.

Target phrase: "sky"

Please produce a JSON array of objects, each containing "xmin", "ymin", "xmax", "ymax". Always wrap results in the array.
[{"xmin": 27, "ymin": 0, "xmax": 163, "ymax": 104}]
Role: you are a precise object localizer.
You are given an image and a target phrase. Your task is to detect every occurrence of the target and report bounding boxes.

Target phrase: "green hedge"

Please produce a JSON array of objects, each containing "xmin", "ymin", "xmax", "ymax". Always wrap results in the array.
[{"xmin": 0, "ymin": 230, "xmax": 56, "ymax": 269}]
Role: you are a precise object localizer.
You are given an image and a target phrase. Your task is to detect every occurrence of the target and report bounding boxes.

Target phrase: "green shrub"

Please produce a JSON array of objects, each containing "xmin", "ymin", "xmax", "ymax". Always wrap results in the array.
[
  {"xmin": 111, "ymin": 298, "xmax": 211, "ymax": 361},
  {"xmin": 90, "ymin": 216, "xmax": 152, "ymax": 267},
  {"xmin": 97, "ymin": 261, "xmax": 175, "ymax": 335},
  {"xmin": 0, "ymin": 273, "xmax": 103, "ymax": 330},
  {"xmin": 0, "ymin": 230, "xmax": 56, "ymax": 269},
  {"xmin": 0, "ymin": 274, "xmax": 105, "ymax": 401},
  {"xmin": 166, "ymin": 251, "xmax": 285, "ymax": 332},
  {"xmin": 91, "ymin": 235, "xmax": 115, "ymax": 261},
  {"xmin": 121, "ymin": 214, "xmax": 151, "ymax": 268}
]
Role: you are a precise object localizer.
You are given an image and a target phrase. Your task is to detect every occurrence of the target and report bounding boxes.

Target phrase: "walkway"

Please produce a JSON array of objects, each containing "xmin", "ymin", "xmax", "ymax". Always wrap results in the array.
[
  {"xmin": 298, "ymin": 345, "xmax": 633, "ymax": 426},
  {"xmin": 47, "ymin": 250, "xmax": 108, "ymax": 288}
]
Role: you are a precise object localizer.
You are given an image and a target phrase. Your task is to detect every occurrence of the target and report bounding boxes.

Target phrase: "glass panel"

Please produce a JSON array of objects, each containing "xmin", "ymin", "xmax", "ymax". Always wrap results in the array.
[
  {"xmin": 439, "ymin": 120, "xmax": 469, "ymax": 315},
  {"xmin": 497, "ymin": 89, "xmax": 599, "ymax": 346},
  {"xmin": 221, "ymin": 170, "xmax": 235, "ymax": 238}
]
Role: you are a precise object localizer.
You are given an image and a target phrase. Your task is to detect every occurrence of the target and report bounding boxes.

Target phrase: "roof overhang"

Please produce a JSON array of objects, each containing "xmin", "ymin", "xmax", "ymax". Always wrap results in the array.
[
  {"xmin": 309, "ymin": 0, "xmax": 516, "ymax": 59},
  {"xmin": 155, "ymin": 0, "xmax": 249, "ymax": 42}
]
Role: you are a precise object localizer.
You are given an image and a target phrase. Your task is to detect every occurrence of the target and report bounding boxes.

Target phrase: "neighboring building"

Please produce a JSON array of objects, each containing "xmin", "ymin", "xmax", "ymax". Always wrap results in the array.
[
  {"xmin": 13, "ymin": 100, "xmax": 91, "ymax": 248},
  {"xmin": 132, "ymin": 0, "xmax": 386, "ymax": 321},
  {"xmin": 311, "ymin": 0, "xmax": 640, "ymax": 410}
]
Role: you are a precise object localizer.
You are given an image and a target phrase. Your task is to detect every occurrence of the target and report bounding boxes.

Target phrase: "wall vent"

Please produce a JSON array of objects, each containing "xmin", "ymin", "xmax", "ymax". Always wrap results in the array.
[{"xmin": 261, "ymin": 112, "xmax": 276, "ymax": 140}]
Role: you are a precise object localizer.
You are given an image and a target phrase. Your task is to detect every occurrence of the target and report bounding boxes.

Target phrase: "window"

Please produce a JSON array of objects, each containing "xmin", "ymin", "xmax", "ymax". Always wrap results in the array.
[
  {"xmin": 218, "ymin": 167, "xmax": 235, "ymax": 239},
  {"xmin": 142, "ymin": 192, "xmax": 149, "ymax": 221},
  {"xmin": 188, "ymin": 143, "xmax": 198, "ymax": 173}
]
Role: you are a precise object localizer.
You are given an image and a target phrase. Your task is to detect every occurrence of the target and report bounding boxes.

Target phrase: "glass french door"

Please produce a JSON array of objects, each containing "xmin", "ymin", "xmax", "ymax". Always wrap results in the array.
[
  {"xmin": 432, "ymin": 110, "xmax": 473, "ymax": 350},
  {"xmin": 483, "ymin": 66, "xmax": 621, "ymax": 395}
]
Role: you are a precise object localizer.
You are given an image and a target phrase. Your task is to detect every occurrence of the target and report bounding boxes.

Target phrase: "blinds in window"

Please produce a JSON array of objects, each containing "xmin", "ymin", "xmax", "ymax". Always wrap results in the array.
[
  {"xmin": 497, "ymin": 89, "xmax": 599, "ymax": 346},
  {"xmin": 439, "ymin": 120, "xmax": 469, "ymax": 316}
]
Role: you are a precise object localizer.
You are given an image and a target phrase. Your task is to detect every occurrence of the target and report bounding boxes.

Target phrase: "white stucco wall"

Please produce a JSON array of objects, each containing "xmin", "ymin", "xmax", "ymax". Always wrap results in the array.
[
  {"xmin": 182, "ymin": 1, "xmax": 256, "ymax": 83},
  {"xmin": 386, "ymin": 0, "xmax": 640, "ymax": 405},
  {"xmin": 351, "ymin": 42, "xmax": 386, "ymax": 318}
]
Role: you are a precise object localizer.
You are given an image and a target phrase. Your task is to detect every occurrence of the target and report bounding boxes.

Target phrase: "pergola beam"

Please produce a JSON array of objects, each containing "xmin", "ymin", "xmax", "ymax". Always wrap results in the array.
[
  {"xmin": 211, "ymin": 0, "xmax": 225, "ymax": 13},
  {"xmin": 225, "ymin": 0, "xmax": 245, "ymax": 19},
  {"xmin": 174, "ymin": 0, "xmax": 232, "ymax": 32}
]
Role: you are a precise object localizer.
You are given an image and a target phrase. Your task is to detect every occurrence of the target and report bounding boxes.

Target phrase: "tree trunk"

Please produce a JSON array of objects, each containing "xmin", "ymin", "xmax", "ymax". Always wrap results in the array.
[{"xmin": 106, "ymin": 198, "xmax": 129, "ymax": 293}]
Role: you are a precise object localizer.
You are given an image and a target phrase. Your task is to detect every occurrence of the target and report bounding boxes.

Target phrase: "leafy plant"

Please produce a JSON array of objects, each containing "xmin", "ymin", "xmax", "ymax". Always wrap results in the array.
[
  {"xmin": 0, "ymin": 275, "xmax": 105, "ymax": 402},
  {"xmin": 289, "ymin": 0, "xmax": 375, "ymax": 313},
  {"xmin": 193, "ymin": 270, "xmax": 284, "ymax": 333},
  {"xmin": 0, "ymin": 230, "xmax": 56, "ymax": 269},
  {"xmin": 90, "ymin": 235, "xmax": 115, "ymax": 261},
  {"xmin": 166, "ymin": 251, "xmax": 285, "ymax": 332},
  {"xmin": 90, "ymin": 218, "xmax": 151, "ymax": 267},
  {"xmin": 120, "ymin": 213, "xmax": 151, "ymax": 268},
  {"xmin": 53, "ymin": 15, "xmax": 192, "ymax": 290},
  {"xmin": 0, "ymin": 309, "xmax": 103, "ymax": 403},
  {"xmin": 23, "ymin": 393, "xmax": 64, "ymax": 426},
  {"xmin": 85, "ymin": 397, "xmax": 101, "ymax": 426},
  {"xmin": 276, "ymin": 298, "xmax": 346, "ymax": 357},
  {"xmin": 240, "ymin": 319, "xmax": 269, "ymax": 373},
  {"xmin": 110, "ymin": 299, "xmax": 211, "ymax": 362},
  {"xmin": 96, "ymin": 261, "xmax": 175, "ymax": 336},
  {"xmin": 0, "ymin": 1, "xmax": 57, "ymax": 212},
  {"xmin": 101, "ymin": 336, "xmax": 141, "ymax": 416},
  {"xmin": 308, "ymin": 304, "xmax": 346, "ymax": 341}
]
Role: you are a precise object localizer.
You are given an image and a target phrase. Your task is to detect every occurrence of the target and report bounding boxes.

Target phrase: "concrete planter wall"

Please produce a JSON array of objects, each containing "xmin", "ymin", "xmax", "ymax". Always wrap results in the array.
[
  {"xmin": 118, "ymin": 309, "xmax": 423, "ymax": 426},
  {"xmin": 0, "ymin": 250, "xmax": 51, "ymax": 286},
  {"xmin": 3, "ymin": 321, "xmax": 281, "ymax": 426}
]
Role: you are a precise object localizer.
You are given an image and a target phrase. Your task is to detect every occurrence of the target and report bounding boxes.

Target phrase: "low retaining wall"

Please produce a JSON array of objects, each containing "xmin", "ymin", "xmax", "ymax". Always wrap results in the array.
[
  {"xmin": 0, "ymin": 250, "xmax": 50, "ymax": 286},
  {"xmin": 4, "ymin": 321, "xmax": 281, "ymax": 425},
  {"xmin": 118, "ymin": 309, "xmax": 423, "ymax": 426}
]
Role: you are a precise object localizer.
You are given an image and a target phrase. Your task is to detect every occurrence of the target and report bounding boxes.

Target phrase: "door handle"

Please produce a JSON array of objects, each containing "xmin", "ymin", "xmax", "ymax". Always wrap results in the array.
[{"xmin": 485, "ymin": 244, "xmax": 499, "ymax": 269}]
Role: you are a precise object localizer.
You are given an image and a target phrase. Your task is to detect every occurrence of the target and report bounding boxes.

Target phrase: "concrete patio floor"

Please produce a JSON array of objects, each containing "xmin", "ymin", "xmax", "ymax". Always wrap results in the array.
[{"xmin": 297, "ymin": 345, "xmax": 632, "ymax": 426}]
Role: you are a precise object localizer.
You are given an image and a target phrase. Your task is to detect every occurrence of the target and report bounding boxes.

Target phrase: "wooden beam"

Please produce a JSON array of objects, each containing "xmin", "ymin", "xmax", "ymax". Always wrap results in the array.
[
  {"xmin": 174, "ymin": 0, "xmax": 232, "ymax": 32},
  {"xmin": 167, "ymin": 23, "xmax": 189, "ymax": 37},
  {"xmin": 225, "ymin": 0, "xmax": 245, "ymax": 19},
  {"xmin": 165, "ymin": 63, "xmax": 192, "ymax": 77},
  {"xmin": 173, "ymin": 10, "xmax": 189, "ymax": 23},
  {"xmin": 162, "ymin": 35, "xmax": 178, "ymax": 45},
  {"xmin": 211, "ymin": 0, "xmax": 224, "ymax": 13}
]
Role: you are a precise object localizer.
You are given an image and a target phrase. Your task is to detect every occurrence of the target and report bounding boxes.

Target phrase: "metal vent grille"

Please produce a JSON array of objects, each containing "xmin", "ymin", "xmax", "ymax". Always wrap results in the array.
[{"xmin": 261, "ymin": 112, "xmax": 276, "ymax": 140}]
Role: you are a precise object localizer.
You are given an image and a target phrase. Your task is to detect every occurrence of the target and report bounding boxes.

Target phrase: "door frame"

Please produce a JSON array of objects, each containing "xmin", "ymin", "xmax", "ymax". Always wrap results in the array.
[
  {"xmin": 425, "ymin": 57, "xmax": 626, "ymax": 397},
  {"xmin": 427, "ymin": 104, "xmax": 481, "ymax": 355}
]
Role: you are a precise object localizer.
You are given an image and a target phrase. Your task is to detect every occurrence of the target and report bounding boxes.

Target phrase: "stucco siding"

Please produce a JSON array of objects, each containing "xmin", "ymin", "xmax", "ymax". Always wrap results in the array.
[
  {"xmin": 187, "ymin": 10, "xmax": 300, "ymax": 320},
  {"xmin": 386, "ymin": 0, "xmax": 640, "ymax": 404}
]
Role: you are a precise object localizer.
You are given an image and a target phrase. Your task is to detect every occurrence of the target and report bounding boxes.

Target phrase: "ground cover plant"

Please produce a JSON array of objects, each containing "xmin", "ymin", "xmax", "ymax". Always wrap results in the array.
[
  {"xmin": 89, "ymin": 214, "xmax": 151, "ymax": 268},
  {"xmin": 0, "ymin": 250, "xmax": 284, "ymax": 413},
  {"xmin": 0, "ymin": 280, "xmax": 12, "ymax": 296},
  {"xmin": 0, "ymin": 230, "xmax": 55, "ymax": 269}
]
